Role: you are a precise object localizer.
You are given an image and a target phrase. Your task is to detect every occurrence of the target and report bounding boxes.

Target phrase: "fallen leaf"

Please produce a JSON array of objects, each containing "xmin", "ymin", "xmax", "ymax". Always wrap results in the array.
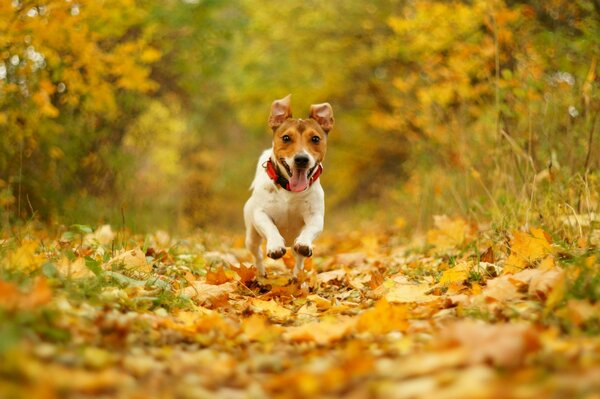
[
  {"xmin": 356, "ymin": 299, "xmax": 409, "ymax": 334},
  {"xmin": 284, "ymin": 317, "xmax": 356, "ymax": 345},
  {"xmin": 232, "ymin": 264, "xmax": 256, "ymax": 284},
  {"xmin": 250, "ymin": 298, "xmax": 293, "ymax": 323},
  {"xmin": 480, "ymin": 246, "xmax": 495, "ymax": 263},
  {"xmin": 206, "ymin": 266, "xmax": 232, "ymax": 285},
  {"xmin": 181, "ymin": 281, "xmax": 236, "ymax": 307},
  {"xmin": 242, "ymin": 314, "xmax": 280, "ymax": 342},
  {"xmin": 504, "ymin": 228, "xmax": 554, "ymax": 274},
  {"xmin": 6, "ymin": 240, "xmax": 45, "ymax": 272},
  {"xmin": 104, "ymin": 248, "xmax": 151, "ymax": 274},
  {"xmin": 439, "ymin": 262, "xmax": 470, "ymax": 286},
  {"xmin": 440, "ymin": 320, "xmax": 540, "ymax": 367},
  {"xmin": 385, "ymin": 282, "xmax": 438, "ymax": 304},
  {"xmin": 317, "ymin": 269, "xmax": 346, "ymax": 284}
]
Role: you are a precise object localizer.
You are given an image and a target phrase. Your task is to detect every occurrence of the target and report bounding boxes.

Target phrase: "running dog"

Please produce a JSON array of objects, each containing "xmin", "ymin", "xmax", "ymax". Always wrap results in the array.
[{"xmin": 244, "ymin": 94, "xmax": 334, "ymax": 278}]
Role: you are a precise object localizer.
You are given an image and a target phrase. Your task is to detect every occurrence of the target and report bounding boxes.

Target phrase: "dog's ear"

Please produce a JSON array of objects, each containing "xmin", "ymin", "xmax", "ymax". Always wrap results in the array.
[
  {"xmin": 309, "ymin": 103, "xmax": 334, "ymax": 133},
  {"xmin": 268, "ymin": 94, "xmax": 292, "ymax": 131}
]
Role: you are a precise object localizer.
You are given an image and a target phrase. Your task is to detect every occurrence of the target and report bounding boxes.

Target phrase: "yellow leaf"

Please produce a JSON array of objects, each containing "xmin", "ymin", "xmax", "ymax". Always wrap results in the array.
[
  {"xmin": 104, "ymin": 248, "xmax": 151, "ymax": 274},
  {"xmin": 284, "ymin": 317, "xmax": 355, "ymax": 345},
  {"xmin": 6, "ymin": 240, "xmax": 45, "ymax": 273},
  {"xmin": 504, "ymin": 228, "xmax": 554, "ymax": 274},
  {"xmin": 356, "ymin": 299, "xmax": 409, "ymax": 334},
  {"xmin": 242, "ymin": 314, "xmax": 279, "ymax": 342},
  {"xmin": 250, "ymin": 298, "xmax": 292, "ymax": 323},
  {"xmin": 439, "ymin": 262, "xmax": 470, "ymax": 285},
  {"xmin": 385, "ymin": 282, "xmax": 437, "ymax": 304}
]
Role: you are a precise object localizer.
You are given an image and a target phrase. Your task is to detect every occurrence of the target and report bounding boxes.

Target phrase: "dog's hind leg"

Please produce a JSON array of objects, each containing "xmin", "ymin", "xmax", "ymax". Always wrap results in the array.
[{"xmin": 245, "ymin": 226, "xmax": 265, "ymax": 277}]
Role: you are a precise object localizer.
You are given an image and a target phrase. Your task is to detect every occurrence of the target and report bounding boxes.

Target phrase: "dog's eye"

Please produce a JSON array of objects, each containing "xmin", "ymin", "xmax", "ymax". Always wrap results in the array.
[
  {"xmin": 282, "ymin": 135, "xmax": 291, "ymax": 143},
  {"xmin": 311, "ymin": 136, "xmax": 320, "ymax": 143}
]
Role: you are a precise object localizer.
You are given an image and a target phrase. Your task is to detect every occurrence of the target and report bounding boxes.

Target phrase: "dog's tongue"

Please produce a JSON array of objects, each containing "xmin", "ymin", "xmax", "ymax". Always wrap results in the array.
[{"xmin": 289, "ymin": 169, "xmax": 309, "ymax": 192}]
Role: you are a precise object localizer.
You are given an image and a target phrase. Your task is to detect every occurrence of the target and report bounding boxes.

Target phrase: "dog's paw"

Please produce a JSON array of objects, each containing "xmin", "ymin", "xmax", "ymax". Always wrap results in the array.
[
  {"xmin": 267, "ymin": 246, "xmax": 286, "ymax": 259},
  {"xmin": 293, "ymin": 242, "xmax": 313, "ymax": 257}
]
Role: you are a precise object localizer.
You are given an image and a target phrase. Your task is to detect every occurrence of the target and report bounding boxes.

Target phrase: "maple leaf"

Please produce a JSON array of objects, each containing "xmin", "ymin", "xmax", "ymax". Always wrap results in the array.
[
  {"xmin": 206, "ymin": 266, "xmax": 233, "ymax": 285},
  {"xmin": 439, "ymin": 262, "xmax": 470, "ymax": 286},
  {"xmin": 504, "ymin": 228, "xmax": 554, "ymax": 274},
  {"xmin": 231, "ymin": 264, "xmax": 256, "ymax": 284}
]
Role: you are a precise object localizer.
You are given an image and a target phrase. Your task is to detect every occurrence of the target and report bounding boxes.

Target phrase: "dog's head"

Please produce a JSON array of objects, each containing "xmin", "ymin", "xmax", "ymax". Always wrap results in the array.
[{"xmin": 268, "ymin": 94, "xmax": 334, "ymax": 192}]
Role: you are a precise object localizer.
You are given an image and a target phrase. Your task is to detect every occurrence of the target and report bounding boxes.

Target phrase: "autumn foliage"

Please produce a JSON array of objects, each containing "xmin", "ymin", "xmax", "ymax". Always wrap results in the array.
[{"xmin": 1, "ymin": 222, "xmax": 599, "ymax": 397}]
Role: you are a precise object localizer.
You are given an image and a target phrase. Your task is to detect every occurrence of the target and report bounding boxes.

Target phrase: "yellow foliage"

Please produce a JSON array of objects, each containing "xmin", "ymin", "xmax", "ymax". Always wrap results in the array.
[
  {"xmin": 439, "ymin": 262, "xmax": 471, "ymax": 286},
  {"xmin": 504, "ymin": 228, "xmax": 554, "ymax": 274},
  {"xmin": 6, "ymin": 240, "xmax": 45, "ymax": 273}
]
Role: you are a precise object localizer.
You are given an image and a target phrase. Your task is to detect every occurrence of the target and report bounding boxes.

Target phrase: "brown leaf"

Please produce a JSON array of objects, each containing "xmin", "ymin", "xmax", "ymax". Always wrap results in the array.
[
  {"xmin": 368, "ymin": 270, "xmax": 384, "ymax": 290},
  {"xmin": 480, "ymin": 246, "xmax": 495, "ymax": 263}
]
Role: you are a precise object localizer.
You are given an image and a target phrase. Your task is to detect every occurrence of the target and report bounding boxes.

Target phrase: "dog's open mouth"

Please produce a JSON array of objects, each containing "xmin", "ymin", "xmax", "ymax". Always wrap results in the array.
[
  {"xmin": 289, "ymin": 167, "xmax": 309, "ymax": 192},
  {"xmin": 280, "ymin": 159, "xmax": 310, "ymax": 192}
]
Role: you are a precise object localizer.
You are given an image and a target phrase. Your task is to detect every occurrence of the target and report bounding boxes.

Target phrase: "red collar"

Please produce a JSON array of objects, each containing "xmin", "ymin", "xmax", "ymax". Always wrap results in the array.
[{"xmin": 264, "ymin": 159, "xmax": 323, "ymax": 191}]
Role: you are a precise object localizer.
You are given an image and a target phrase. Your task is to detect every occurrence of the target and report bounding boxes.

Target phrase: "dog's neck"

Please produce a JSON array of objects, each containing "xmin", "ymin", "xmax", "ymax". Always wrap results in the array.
[{"xmin": 265, "ymin": 156, "xmax": 322, "ymax": 192}]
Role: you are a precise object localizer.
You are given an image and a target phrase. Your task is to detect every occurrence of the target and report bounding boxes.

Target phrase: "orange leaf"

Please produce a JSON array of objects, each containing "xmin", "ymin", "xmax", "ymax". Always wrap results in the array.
[
  {"xmin": 206, "ymin": 266, "xmax": 232, "ymax": 285},
  {"xmin": 232, "ymin": 264, "xmax": 256, "ymax": 284}
]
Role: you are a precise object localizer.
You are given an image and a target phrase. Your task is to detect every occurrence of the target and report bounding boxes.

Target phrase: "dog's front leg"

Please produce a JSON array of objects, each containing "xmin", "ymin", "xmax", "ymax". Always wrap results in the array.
[
  {"xmin": 253, "ymin": 209, "xmax": 287, "ymax": 260},
  {"xmin": 293, "ymin": 216, "xmax": 323, "ymax": 277}
]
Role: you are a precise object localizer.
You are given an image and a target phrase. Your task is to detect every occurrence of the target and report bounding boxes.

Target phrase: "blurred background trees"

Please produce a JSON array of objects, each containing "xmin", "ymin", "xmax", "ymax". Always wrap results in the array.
[{"xmin": 1, "ymin": 0, "xmax": 599, "ymax": 234}]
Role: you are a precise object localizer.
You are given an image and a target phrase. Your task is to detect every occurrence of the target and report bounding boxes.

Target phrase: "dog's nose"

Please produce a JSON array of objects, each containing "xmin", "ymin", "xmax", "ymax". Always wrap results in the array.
[{"xmin": 294, "ymin": 154, "xmax": 310, "ymax": 168}]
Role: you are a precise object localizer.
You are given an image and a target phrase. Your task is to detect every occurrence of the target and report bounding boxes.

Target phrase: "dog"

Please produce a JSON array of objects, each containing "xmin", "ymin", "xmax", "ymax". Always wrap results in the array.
[{"xmin": 244, "ymin": 94, "xmax": 334, "ymax": 278}]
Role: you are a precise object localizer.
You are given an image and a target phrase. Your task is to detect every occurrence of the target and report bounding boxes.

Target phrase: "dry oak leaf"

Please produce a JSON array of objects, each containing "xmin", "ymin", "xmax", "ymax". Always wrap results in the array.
[
  {"xmin": 181, "ymin": 281, "xmax": 236, "ymax": 306},
  {"xmin": 250, "ymin": 298, "xmax": 293, "ymax": 323},
  {"xmin": 440, "ymin": 320, "xmax": 540, "ymax": 367},
  {"xmin": 104, "ymin": 248, "xmax": 151, "ymax": 273},
  {"xmin": 504, "ymin": 228, "xmax": 554, "ymax": 274},
  {"xmin": 283, "ymin": 317, "xmax": 356, "ymax": 345}
]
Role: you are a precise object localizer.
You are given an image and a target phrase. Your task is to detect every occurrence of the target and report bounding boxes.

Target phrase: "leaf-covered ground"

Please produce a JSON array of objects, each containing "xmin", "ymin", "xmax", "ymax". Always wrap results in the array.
[{"xmin": 1, "ymin": 219, "xmax": 599, "ymax": 398}]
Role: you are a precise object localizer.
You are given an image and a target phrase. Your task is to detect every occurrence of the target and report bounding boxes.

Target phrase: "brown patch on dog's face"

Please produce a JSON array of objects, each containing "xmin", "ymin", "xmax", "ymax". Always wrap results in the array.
[{"xmin": 273, "ymin": 118, "xmax": 327, "ymax": 167}]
